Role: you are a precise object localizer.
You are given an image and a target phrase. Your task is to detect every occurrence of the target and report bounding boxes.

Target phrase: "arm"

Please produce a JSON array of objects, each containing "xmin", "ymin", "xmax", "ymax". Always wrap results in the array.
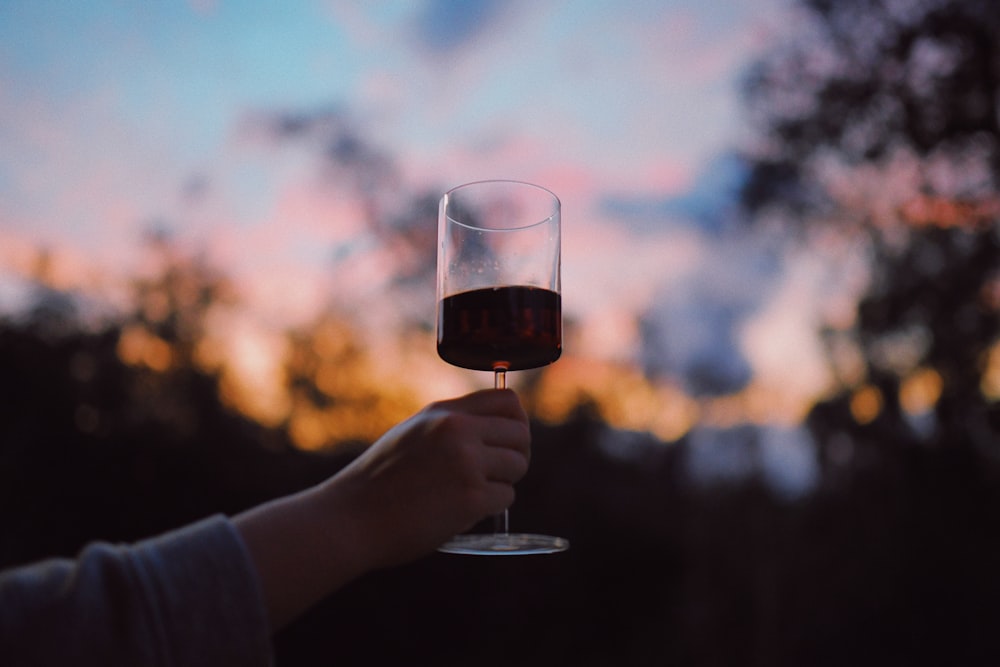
[
  {"xmin": 0, "ymin": 516, "xmax": 271, "ymax": 666},
  {"xmin": 0, "ymin": 389, "xmax": 529, "ymax": 661},
  {"xmin": 234, "ymin": 388, "xmax": 531, "ymax": 630}
]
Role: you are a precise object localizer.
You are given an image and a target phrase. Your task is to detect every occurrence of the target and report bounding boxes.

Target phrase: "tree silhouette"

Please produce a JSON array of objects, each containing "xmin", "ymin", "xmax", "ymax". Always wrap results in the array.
[
  {"xmin": 281, "ymin": 312, "xmax": 423, "ymax": 450},
  {"xmin": 741, "ymin": 0, "xmax": 1000, "ymax": 464},
  {"xmin": 729, "ymin": 2, "xmax": 1000, "ymax": 663},
  {"xmin": 0, "ymin": 239, "xmax": 348, "ymax": 570}
]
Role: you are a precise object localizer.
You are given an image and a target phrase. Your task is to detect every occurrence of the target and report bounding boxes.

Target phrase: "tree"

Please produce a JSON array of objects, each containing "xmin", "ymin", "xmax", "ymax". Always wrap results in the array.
[{"xmin": 740, "ymin": 0, "xmax": 1000, "ymax": 462}]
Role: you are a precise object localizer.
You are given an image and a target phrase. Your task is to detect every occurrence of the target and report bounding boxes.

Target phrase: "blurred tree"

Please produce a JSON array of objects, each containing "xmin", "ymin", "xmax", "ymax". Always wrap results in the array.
[
  {"xmin": 0, "ymin": 238, "xmax": 346, "ymax": 570},
  {"xmin": 116, "ymin": 230, "xmax": 240, "ymax": 436},
  {"xmin": 740, "ymin": 0, "xmax": 1000, "ymax": 463},
  {"xmin": 281, "ymin": 312, "xmax": 422, "ymax": 450},
  {"xmin": 244, "ymin": 106, "xmax": 447, "ymax": 339},
  {"xmin": 128, "ymin": 229, "xmax": 235, "ymax": 366}
]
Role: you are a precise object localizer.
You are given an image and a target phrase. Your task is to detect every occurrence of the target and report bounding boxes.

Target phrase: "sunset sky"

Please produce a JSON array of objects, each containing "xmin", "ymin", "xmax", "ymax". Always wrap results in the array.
[{"xmin": 0, "ymin": 1, "xmax": 842, "ymax": 492}]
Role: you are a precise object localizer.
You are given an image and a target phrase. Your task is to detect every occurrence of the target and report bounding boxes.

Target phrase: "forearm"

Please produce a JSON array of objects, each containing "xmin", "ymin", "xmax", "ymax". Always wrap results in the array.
[
  {"xmin": 233, "ymin": 480, "xmax": 369, "ymax": 631},
  {"xmin": 0, "ymin": 516, "xmax": 271, "ymax": 665}
]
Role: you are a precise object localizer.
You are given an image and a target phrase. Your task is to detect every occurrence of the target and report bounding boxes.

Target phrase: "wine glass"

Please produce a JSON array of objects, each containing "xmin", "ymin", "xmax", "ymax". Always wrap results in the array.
[{"xmin": 436, "ymin": 180, "xmax": 569, "ymax": 555}]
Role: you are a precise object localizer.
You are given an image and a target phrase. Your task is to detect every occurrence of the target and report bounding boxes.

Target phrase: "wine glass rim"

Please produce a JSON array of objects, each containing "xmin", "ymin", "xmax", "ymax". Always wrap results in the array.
[{"xmin": 443, "ymin": 180, "xmax": 560, "ymax": 232}]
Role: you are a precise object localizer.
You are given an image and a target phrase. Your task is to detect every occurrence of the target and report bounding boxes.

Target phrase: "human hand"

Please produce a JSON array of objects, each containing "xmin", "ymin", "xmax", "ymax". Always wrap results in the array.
[
  {"xmin": 321, "ymin": 388, "xmax": 531, "ymax": 571},
  {"xmin": 235, "ymin": 389, "xmax": 531, "ymax": 630}
]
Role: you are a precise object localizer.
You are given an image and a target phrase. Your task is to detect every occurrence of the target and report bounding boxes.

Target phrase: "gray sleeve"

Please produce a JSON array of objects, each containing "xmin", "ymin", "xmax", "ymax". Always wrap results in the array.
[{"xmin": 0, "ymin": 514, "xmax": 273, "ymax": 666}]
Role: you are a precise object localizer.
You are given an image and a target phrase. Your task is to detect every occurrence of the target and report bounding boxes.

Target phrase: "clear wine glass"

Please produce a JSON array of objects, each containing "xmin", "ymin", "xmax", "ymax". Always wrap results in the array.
[{"xmin": 436, "ymin": 180, "xmax": 569, "ymax": 555}]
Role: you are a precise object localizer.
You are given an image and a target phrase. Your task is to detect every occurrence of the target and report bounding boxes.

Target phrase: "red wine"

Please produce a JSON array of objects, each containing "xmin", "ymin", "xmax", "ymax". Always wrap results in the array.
[{"xmin": 438, "ymin": 286, "xmax": 562, "ymax": 371}]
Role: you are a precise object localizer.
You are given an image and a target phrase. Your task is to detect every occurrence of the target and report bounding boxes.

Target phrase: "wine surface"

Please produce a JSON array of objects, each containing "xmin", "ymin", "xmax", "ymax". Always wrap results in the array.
[{"xmin": 437, "ymin": 286, "xmax": 562, "ymax": 371}]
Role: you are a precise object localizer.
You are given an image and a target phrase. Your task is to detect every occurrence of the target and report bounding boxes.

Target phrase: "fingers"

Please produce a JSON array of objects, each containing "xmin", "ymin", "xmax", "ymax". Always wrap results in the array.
[
  {"xmin": 481, "ymin": 481, "xmax": 516, "ymax": 516},
  {"xmin": 429, "ymin": 389, "xmax": 530, "ymax": 455},
  {"xmin": 318, "ymin": 388, "xmax": 538, "ymax": 573},
  {"xmin": 479, "ymin": 410, "xmax": 530, "ymax": 447},
  {"xmin": 432, "ymin": 388, "xmax": 528, "ymax": 422},
  {"xmin": 423, "ymin": 391, "xmax": 531, "ymax": 513},
  {"xmin": 479, "ymin": 441, "xmax": 530, "ymax": 484}
]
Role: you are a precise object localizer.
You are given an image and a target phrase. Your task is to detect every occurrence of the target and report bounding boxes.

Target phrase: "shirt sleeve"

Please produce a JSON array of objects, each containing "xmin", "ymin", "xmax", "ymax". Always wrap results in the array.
[{"xmin": 0, "ymin": 514, "xmax": 273, "ymax": 666}]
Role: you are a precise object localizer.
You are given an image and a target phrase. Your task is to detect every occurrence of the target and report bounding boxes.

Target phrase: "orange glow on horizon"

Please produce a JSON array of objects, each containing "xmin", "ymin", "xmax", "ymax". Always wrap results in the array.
[
  {"xmin": 850, "ymin": 385, "xmax": 883, "ymax": 425},
  {"xmin": 1, "ymin": 234, "xmax": 859, "ymax": 451},
  {"xmin": 117, "ymin": 325, "xmax": 174, "ymax": 372},
  {"xmin": 531, "ymin": 357, "xmax": 701, "ymax": 442},
  {"xmin": 982, "ymin": 343, "xmax": 1000, "ymax": 402},
  {"xmin": 701, "ymin": 379, "xmax": 821, "ymax": 429},
  {"xmin": 0, "ymin": 231, "xmax": 115, "ymax": 297},
  {"xmin": 900, "ymin": 367, "xmax": 943, "ymax": 416},
  {"xmin": 899, "ymin": 195, "xmax": 1000, "ymax": 230},
  {"xmin": 528, "ymin": 356, "xmax": 821, "ymax": 442}
]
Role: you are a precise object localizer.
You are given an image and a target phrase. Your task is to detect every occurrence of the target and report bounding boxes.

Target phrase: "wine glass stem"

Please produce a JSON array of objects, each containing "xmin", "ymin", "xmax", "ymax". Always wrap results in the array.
[
  {"xmin": 494, "ymin": 368, "xmax": 509, "ymax": 538},
  {"xmin": 494, "ymin": 368, "xmax": 506, "ymax": 390}
]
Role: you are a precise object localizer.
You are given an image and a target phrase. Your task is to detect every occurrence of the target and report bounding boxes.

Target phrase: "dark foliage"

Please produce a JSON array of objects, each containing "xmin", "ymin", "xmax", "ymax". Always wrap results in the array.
[
  {"xmin": 743, "ymin": 0, "xmax": 1000, "ymax": 169},
  {"xmin": 742, "ymin": 0, "xmax": 1000, "ymax": 457},
  {"xmin": 0, "ymin": 317, "xmax": 352, "ymax": 569},
  {"xmin": 3, "ymin": 309, "xmax": 1000, "ymax": 665}
]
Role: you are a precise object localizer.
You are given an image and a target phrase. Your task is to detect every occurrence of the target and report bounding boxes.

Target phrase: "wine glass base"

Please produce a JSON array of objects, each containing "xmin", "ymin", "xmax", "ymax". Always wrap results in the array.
[{"xmin": 438, "ymin": 532, "xmax": 569, "ymax": 556}]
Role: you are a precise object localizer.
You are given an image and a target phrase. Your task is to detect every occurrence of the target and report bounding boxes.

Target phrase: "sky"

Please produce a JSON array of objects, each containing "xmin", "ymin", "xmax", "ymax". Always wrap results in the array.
[{"xmin": 0, "ymin": 0, "xmax": 839, "ymax": 490}]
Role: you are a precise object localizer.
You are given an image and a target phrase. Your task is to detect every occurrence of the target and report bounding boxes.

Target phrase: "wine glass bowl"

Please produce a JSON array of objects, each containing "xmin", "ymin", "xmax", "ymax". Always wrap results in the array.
[
  {"xmin": 436, "ymin": 180, "xmax": 569, "ymax": 555},
  {"xmin": 436, "ymin": 284, "xmax": 561, "ymax": 373}
]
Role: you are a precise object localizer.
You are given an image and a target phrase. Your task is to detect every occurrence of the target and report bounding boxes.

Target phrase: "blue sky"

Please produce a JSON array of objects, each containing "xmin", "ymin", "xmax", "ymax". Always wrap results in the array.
[
  {"xmin": 1, "ymin": 1, "xmax": 783, "ymax": 219},
  {"xmin": 0, "ymin": 1, "xmax": 839, "ymax": 445}
]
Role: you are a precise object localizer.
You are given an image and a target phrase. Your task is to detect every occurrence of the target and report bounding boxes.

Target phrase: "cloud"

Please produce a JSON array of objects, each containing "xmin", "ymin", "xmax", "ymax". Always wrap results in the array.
[
  {"xmin": 408, "ymin": 0, "xmax": 510, "ymax": 55},
  {"xmin": 602, "ymin": 153, "xmax": 751, "ymax": 236},
  {"xmin": 615, "ymin": 157, "xmax": 785, "ymax": 397},
  {"xmin": 639, "ymin": 252, "xmax": 761, "ymax": 397},
  {"xmin": 643, "ymin": 223, "xmax": 791, "ymax": 396},
  {"xmin": 626, "ymin": 207, "xmax": 838, "ymax": 409}
]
